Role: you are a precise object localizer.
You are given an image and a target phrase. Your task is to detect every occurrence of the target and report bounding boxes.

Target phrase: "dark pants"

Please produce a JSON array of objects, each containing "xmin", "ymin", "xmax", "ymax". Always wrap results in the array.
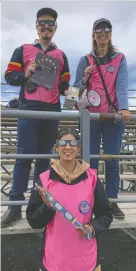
[
  {"xmin": 90, "ymin": 120, "xmax": 125, "ymax": 198},
  {"xmin": 9, "ymin": 118, "xmax": 59, "ymax": 212}
]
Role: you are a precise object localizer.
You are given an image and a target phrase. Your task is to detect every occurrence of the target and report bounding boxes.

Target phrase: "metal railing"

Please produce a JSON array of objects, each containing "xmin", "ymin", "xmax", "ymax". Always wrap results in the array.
[{"xmin": 1, "ymin": 109, "xmax": 136, "ymax": 206}]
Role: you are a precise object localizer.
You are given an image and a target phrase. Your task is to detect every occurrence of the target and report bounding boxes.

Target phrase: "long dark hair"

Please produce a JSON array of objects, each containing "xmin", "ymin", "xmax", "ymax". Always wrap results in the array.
[{"xmin": 92, "ymin": 38, "xmax": 118, "ymax": 54}]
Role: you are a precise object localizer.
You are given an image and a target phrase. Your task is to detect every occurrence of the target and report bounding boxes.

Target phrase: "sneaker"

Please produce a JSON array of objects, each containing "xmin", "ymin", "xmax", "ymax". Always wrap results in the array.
[
  {"xmin": 1, "ymin": 209, "xmax": 22, "ymax": 228},
  {"xmin": 111, "ymin": 203, "xmax": 125, "ymax": 220}
]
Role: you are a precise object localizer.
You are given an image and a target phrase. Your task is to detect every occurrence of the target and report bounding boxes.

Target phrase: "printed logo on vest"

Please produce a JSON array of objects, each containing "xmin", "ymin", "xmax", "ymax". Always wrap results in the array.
[
  {"xmin": 78, "ymin": 201, "xmax": 90, "ymax": 214},
  {"xmin": 107, "ymin": 65, "xmax": 115, "ymax": 72}
]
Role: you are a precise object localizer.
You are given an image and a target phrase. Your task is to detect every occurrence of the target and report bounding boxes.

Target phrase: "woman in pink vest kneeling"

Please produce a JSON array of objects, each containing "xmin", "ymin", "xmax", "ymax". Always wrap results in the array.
[
  {"xmin": 26, "ymin": 127, "xmax": 112, "ymax": 271},
  {"xmin": 74, "ymin": 18, "xmax": 131, "ymax": 219}
]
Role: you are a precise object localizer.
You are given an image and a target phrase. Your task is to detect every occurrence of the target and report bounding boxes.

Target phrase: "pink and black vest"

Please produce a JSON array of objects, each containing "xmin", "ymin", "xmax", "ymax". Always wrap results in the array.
[
  {"xmin": 40, "ymin": 168, "xmax": 98, "ymax": 271},
  {"xmin": 87, "ymin": 53, "xmax": 123, "ymax": 113},
  {"xmin": 23, "ymin": 44, "xmax": 64, "ymax": 104}
]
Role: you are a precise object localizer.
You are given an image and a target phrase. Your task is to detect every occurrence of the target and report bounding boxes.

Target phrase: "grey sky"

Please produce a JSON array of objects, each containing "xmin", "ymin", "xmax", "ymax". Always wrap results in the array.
[{"xmin": 1, "ymin": 1, "xmax": 136, "ymax": 89}]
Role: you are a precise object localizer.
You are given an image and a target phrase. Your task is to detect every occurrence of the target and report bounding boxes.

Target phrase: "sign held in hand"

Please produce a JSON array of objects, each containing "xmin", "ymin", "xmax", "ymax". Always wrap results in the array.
[{"xmin": 29, "ymin": 52, "xmax": 61, "ymax": 89}]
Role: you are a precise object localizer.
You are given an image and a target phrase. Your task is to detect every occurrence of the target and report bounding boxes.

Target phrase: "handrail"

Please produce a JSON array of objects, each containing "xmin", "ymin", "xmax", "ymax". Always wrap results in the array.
[
  {"xmin": 2, "ymin": 197, "xmax": 136, "ymax": 206},
  {"xmin": 1, "ymin": 154, "xmax": 136, "ymax": 160},
  {"xmin": 1, "ymin": 108, "xmax": 136, "ymax": 206},
  {"xmin": 1, "ymin": 109, "xmax": 80, "ymax": 120},
  {"xmin": 1, "ymin": 109, "xmax": 136, "ymax": 121}
]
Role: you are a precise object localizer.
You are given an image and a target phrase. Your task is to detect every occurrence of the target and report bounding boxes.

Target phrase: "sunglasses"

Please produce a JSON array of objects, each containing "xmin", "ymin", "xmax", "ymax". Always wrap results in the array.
[
  {"xmin": 94, "ymin": 27, "xmax": 111, "ymax": 33},
  {"xmin": 37, "ymin": 20, "xmax": 56, "ymax": 27},
  {"xmin": 56, "ymin": 140, "xmax": 80, "ymax": 146}
]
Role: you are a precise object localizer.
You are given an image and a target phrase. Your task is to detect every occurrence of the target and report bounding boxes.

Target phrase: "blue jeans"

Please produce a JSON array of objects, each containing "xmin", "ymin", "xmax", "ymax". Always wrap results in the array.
[
  {"xmin": 9, "ymin": 117, "xmax": 59, "ymax": 212},
  {"xmin": 90, "ymin": 120, "xmax": 125, "ymax": 198}
]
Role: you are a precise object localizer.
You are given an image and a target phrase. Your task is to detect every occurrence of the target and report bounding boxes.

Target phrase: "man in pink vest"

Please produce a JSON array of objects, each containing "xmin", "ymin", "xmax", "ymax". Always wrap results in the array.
[{"xmin": 2, "ymin": 8, "xmax": 70, "ymax": 228}]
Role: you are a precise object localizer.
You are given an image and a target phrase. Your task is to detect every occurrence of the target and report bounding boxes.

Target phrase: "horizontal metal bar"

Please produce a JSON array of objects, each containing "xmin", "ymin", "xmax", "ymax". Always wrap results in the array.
[
  {"xmin": 1, "ymin": 127, "xmax": 135, "ymax": 131},
  {"xmin": 1, "ymin": 135, "xmax": 136, "ymax": 140},
  {"xmin": 89, "ymin": 112, "xmax": 122, "ymax": 121},
  {"xmin": 1, "ymin": 201, "xmax": 29, "ymax": 206},
  {"xmin": 1, "ymin": 197, "xmax": 136, "ymax": 206},
  {"xmin": 1, "ymin": 154, "xmax": 136, "ymax": 160},
  {"xmin": 99, "ymin": 113, "xmax": 136, "ymax": 121},
  {"xmin": 99, "ymin": 161, "xmax": 136, "ymax": 165},
  {"xmin": 1, "ymin": 159, "xmax": 136, "ymax": 165},
  {"xmin": 1, "ymin": 91, "xmax": 20, "ymax": 94},
  {"xmin": 1, "ymin": 109, "xmax": 80, "ymax": 120},
  {"xmin": 1, "ymin": 101, "xmax": 10, "ymax": 103},
  {"xmin": 2, "ymin": 109, "xmax": 136, "ymax": 122},
  {"xmin": 1, "ymin": 154, "xmax": 58, "ymax": 159},
  {"xmin": 92, "ymin": 154, "xmax": 136, "ymax": 160},
  {"xmin": 109, "ymin": 198, "xmax": 136, "ymax": 203},
  {"xmin": 1, "ymin": 83, "xmax": 11, "ymax": 85}
]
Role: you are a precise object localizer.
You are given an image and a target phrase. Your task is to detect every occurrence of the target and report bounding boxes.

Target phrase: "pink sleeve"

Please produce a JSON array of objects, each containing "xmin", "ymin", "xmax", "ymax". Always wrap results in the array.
[
  {"xmin": 87, "ymin": 168, "xmax": 97, "ymax": 192},
  {"xmin": 39, "ymin": 170, "xmax": 50, "ymax": 189}
]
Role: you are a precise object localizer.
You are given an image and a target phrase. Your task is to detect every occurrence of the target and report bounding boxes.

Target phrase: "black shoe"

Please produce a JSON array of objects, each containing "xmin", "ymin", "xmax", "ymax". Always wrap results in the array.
[
  {"xmin": 1, "ymin": 209, "xmax": 22, "ymax": 228},
  {"xmin": 111, "ymin": 203, "xmax": 125, "ymax": 220}
]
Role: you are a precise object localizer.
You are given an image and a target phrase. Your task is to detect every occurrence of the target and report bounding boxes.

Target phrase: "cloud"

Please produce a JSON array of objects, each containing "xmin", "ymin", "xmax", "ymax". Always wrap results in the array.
[{"xmin": 1, "ymin": 0, "xmax": 136, "ymax": 104}]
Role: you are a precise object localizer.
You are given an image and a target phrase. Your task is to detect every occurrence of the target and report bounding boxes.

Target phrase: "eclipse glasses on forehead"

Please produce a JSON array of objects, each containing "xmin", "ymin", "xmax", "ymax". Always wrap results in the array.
[
  {"xmin": 37, "ymin": 19, "xmax": 56, "ymax": 27},
  {"xmin": 94, "ymin": 27, "xmax": 111, "ymax": 33},
  {"xmin": 56, "ymin": 140, "xmax": 80, "ymax": 146}
]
